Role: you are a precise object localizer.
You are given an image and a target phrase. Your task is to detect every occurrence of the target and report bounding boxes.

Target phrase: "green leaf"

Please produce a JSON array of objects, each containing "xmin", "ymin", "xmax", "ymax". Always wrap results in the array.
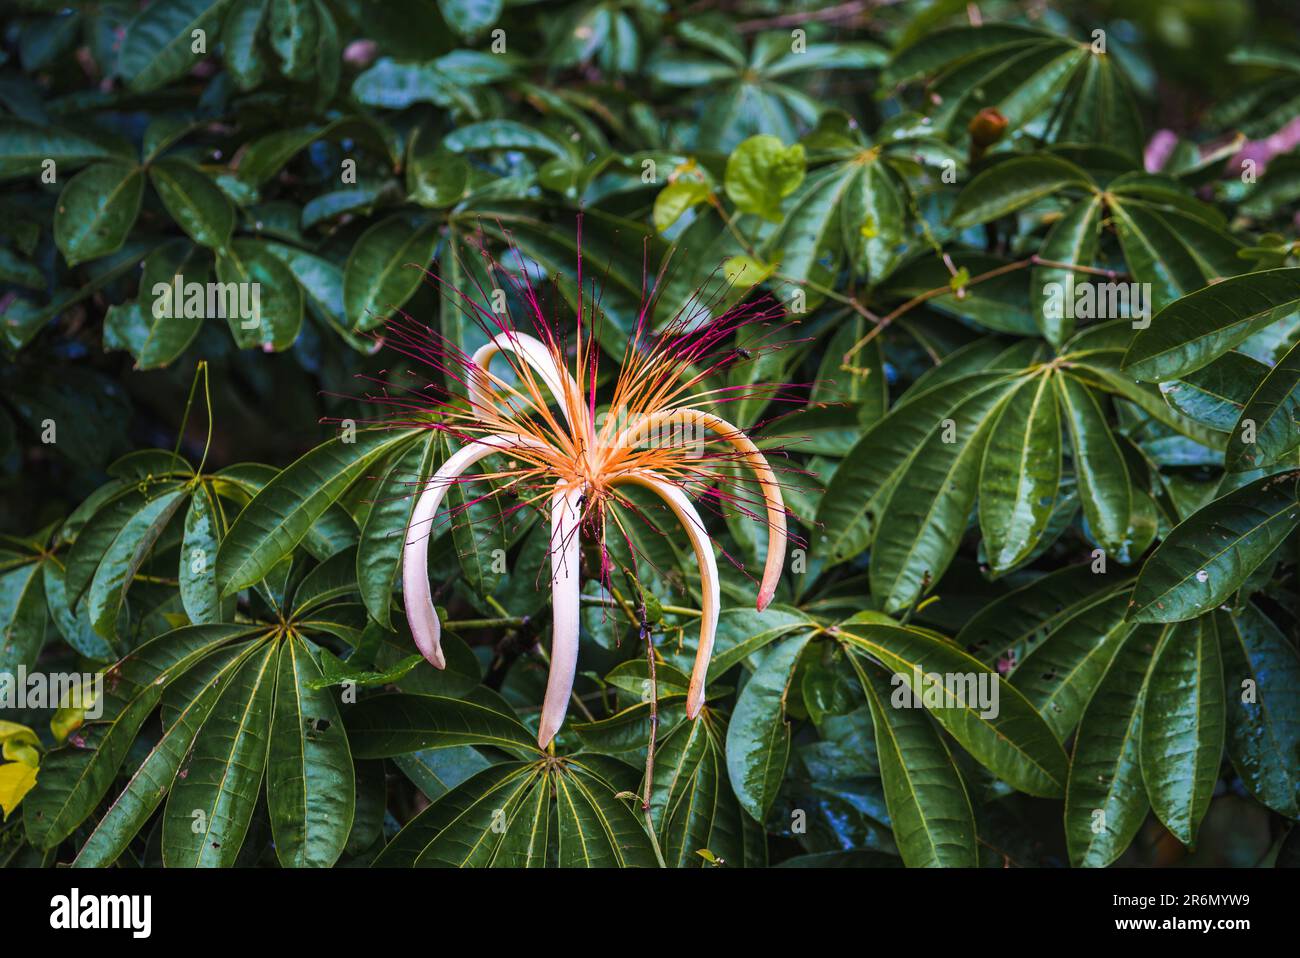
[
  {"xmin": 180, "ymin": 483, "xmax": 231, "ymax": 625},
  {"xmin": 0, "ymin": 561, "xmax": 47, "ymax": 677},
  {"xmin": 217, "ymin": 429, "xmax": 411, "ymax": 596},
  {"xmin": 724, "ymin": 135, "xmax": 806, "ymax": 222},
  {"xmin": 1216, "ymin": 605, "xmax": 1300, "ymax": 817},
  {"xmin": 1159, "ymin": 351, "xmax": 1268, "ymax": 434},
  {"xmin": 119, "ymin": 0, "xmax": 232, "ymax": 92},
  {"xmin": 149, "ymin": 159, "xmax": 234, "ymax": 250},
  {"xmin": 267, "ymin": 637, "xmax": 355, "ymax": 867},
  {"xmin": 949, "ymin": 155, "xmax": 1093, "ymax": 229},
  {"xmin": 648, "ymin": 715, "xmax": 758, "ymax": 867},
  {"xmin": 267, "ymin": 0, "xmax": 317, "ymax": 80},
  {"xmin": 957, "ymin": 563, "xmax": 1126, "ymax": 665},
  {"xmin": 214, "ymin": 238, "xmax": 303, "ymax": 350},
  {"xmin": 372, "ymin": 762, "xmax": 537, "ymax": 866},
  {"xmin": 852, "ymin": 654, "xmax": 978, "ymax": 867},
  {"xmin": 1065, "ymin": 624, "xmax": 1157, "ymax": 867},
  {"xmin": 1009, "ymin": 590, "xmax": 1134, "ymax": 740},
  {"xmin": 0, "ymin": 117, "xmax": 116, "ymax": 180},
  {"xmin": 24, "ymin": 624, "xmax": 253, "ymax": 849},
  {"xmin": 652, "ymin": 178, "xmax": 712, "ymax": 234},
  {"xmin": 87, "ymin": 489, "xmax": 187, "ymax": 640},
  {"xmin": 725, "ymin": 633, "xmax": 813, "ymax": 823},
  {"xmin": 1129, "ymin": 471, "xmax": 1300, "ymax": 623},
  {"xmin": 1057, "ymin": 374, "xmax": 1132, "ymax": 554},
  {"xmin": 1140, "ymin": 617, "xmax": 1225, "ymax": 847},
  {"xmin": 393, "ymin": 746, "xmax": 491, "ymax": 803},
  {"xmin": 43, "ymin": 557, "xmax": 113, "ymax": 660},
  {"xmin": 358, "ymin": 434, "xmax": 434, "ymax": 629},
  {"xmin": 437, "ymin": 0, "xmax": 502, "ymax": 41},
  {"xmin": 553, "ymin": 762, "xmax": 657, "ymax": 867},
  {"xmin": 1032, "ymin": 195, "xmax": 1103, "ymax": 346},
  {"xmin": 343, "ymin": 215, "xmax": 440, "ymax": 331},
  {"xmin": 64, "ymin": 487, "xmax": 150, "ymax": 605},
  {"xmin": 222, "ymin": 0, "xmax": 268, "ymax": 90},
  {"xmin": 1123, "ymin": 269, "xmax": 1300, "ymax": 383},
  {"xmin": 1109, "ymin": 195, "xmax": 1241, "ymax": 316},
  {"xmin": 345, "ymin": 693, "xmax": 539, "ymax": 757},
  {"xmin": 444, "ymin": 121, "xmax": 568, "ymax": 158},
  {"xmin": 162, "ymin": 641, "xmax": 278, "ymax": 866},
  {"xmin": 54, "ymin": 161, "xmax": 144, "ymax": 267},
  {"xmin": 72, "ymin": 640, "xmax": 263, "ymax": 867},
  {"xmin": 819, "ymin": 371, "xmax": 1010, "ymax": 567},
  {"xmin": 871, "ymin": 378, "xmax": 1017, "ymax": 612},
  {"xmin": 839, "ymin": 620, "xmax": 1069, "ymax": 798},
  {"xmin": 1226, "ymin": 337, "xmax": 1300, "ymax": 471},
  {"xmin": 979, "ymin": 372, "xmax": 1061, "ymax": 572}
]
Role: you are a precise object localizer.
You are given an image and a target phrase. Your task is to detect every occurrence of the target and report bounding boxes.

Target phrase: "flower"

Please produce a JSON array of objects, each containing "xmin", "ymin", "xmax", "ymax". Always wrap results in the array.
[{"xmin": 390, "ymin": 239, "xmax": 792, "ymax": 746}]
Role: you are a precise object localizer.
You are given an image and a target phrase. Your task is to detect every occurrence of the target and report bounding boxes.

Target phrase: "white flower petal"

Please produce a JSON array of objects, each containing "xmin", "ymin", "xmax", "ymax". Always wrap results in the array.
[
  {"xmin": 403, "ymin": 432, "xmax": 544, "ymax": 669},
  {"xmin": 468, "ymin": 331, "xmax": 582, "ymax": 431},
  {"xmin": 614, "ymin": 471, "xmax": 720, "ymax": 720},
  {"xmin": 537, "ymin": 483, "xmax": 585, "ymax": 748}
]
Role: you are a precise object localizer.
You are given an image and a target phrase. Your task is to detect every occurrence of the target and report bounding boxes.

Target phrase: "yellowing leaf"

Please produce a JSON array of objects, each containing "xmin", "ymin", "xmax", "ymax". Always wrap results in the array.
[{"xmin": 0, "ymin": 762, "xmax": 38, "ymax": 819}]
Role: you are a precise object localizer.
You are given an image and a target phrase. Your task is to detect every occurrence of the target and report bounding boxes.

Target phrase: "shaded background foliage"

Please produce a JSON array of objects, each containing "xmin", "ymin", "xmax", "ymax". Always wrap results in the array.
[{"xmin": 2, "ymin": 0, "xmax": 1300, "ymax": 868}]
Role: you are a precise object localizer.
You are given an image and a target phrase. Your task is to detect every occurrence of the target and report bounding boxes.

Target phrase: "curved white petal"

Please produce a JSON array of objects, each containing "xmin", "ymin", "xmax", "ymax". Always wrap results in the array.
[
  {"xmin": 537, "ymin": 483, "xmax": 585, "ymax": 748},
  {"xmin": 613, "ymin": 471, "xmax": 720, "ymax": 720},
  {"xmin": 403, "ymin": 433, "xmax": 545, "ymax": 669},
  {"xmin": 469, "ymin": 332, "xmax": 581, "ymax": 432},
  {"xmin": 611, "ymin": 408, "xmax": 787, "ymax": 611}
]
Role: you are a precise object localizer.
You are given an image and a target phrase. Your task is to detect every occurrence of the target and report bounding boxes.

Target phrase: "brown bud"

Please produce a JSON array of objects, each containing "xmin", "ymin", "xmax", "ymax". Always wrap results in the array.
[{"xmin": 968, "ymin": 108, "xmax": 1008, "ymax": 149}]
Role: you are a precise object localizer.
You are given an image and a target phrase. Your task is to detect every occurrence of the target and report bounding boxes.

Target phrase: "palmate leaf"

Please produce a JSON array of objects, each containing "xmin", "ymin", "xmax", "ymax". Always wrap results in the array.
[
  {"xmin": 1123, "ymin": 268, "xmax": 1300, "ymax": 383},
  {"xmin": 850, "ymin": 653, "xmax": 977, "ymax": 868},
  {"xmin": 979, "ymin": 371, "xmax": 1062, "ymax": 573},
  {"xmin": 1056, "ymin": 373, "xmax": 1133, "ymax": 554},
  {"xmin": 1106, "ymin": 188, "xmax": 1242, "ymax": 315},
  {"xmin": 818, "ymin": 371, "xmax": 1014, "ymax": 567},
  {"xmin": 217, "ymin": 428, "xmax": 414, "ymax": 595},
  {"xmin": 890, "ymin": 25, "xmax": 1142, "ymax": 157},
  {"xmin": 162, "ymin": 641, "xmax": 279, "ymax": 867},
  {"xmin": 356, "ymin": 432, "xmax": 436, "ymax": 626},
  {"xmin": 1129, "ymin": 471, "xmax": 1300, "ymax": 623},
  {"xmin": 1160, "ymin": 351, "xmax": 1269, "ymax": 435},
  {"xmin": 1216, "ymin": 605, "xmax": 1300, "ymax": 818},
  {"xmin": 1032, "ymin": 194, "xmax": 1104, "ymax": 346},
  {"xmin": 1139, "ymin": 616, "xmax": 1225, "ymax": 848},
  {"xmin": 949, "ymin": 155, "xmax": 1095, "ymax": 229},
  {"xmin": 1225, "ymin": 337, "xmax": 1300, "ymax": 472},
  {"xmin": 87, "ymin": 487, "xmax": 187, "ymax": 640},
  {"xmin": 957, "ymin": 562, "xmax": 1127, "ymax": 666},
  {"xmin": 1065, "ymin": 624, "xmax": 1158, "ymax": 868},
  {"xmin": 1007, "ymin": 590, "xmax": 1134, "ymax": 740},
  {"xmin": 725, "ymin": 632, "xmax": 814, "ymax": 823},
  {"xmin": 649, "ymin": 712, "xmax": 764, "ymax": 868},
  {"xmin": 344, "ymin": 214, "xmax": 441, "ymax": 331},
  {"xmin": 266, "ymin": 636, "xmax": 355, "ymax": 867},
  {"xmin": 344, "ymin": 693, "xmax": 541, "ymax": 757},
  {"xmin": 373, "ymin": 755, "xmax": 656, "ymax": 867},
  {"xmin": 0, "ymin": 558, "xmax": 49, "ymax": 678},
  {"xmin": 24, "ymin": 623, "xmax": 257, "ymax": 850},
  {"xmin": 73, "ymin": 640, "xmax": 265, "ymax": 867},
  {"xmin": 870, "ymin": 376, "xmax": 1020, "ymax": 612},
  {"xmin": 838, "ymin": 618, "xmax": 1069, "ymax": 798}
]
